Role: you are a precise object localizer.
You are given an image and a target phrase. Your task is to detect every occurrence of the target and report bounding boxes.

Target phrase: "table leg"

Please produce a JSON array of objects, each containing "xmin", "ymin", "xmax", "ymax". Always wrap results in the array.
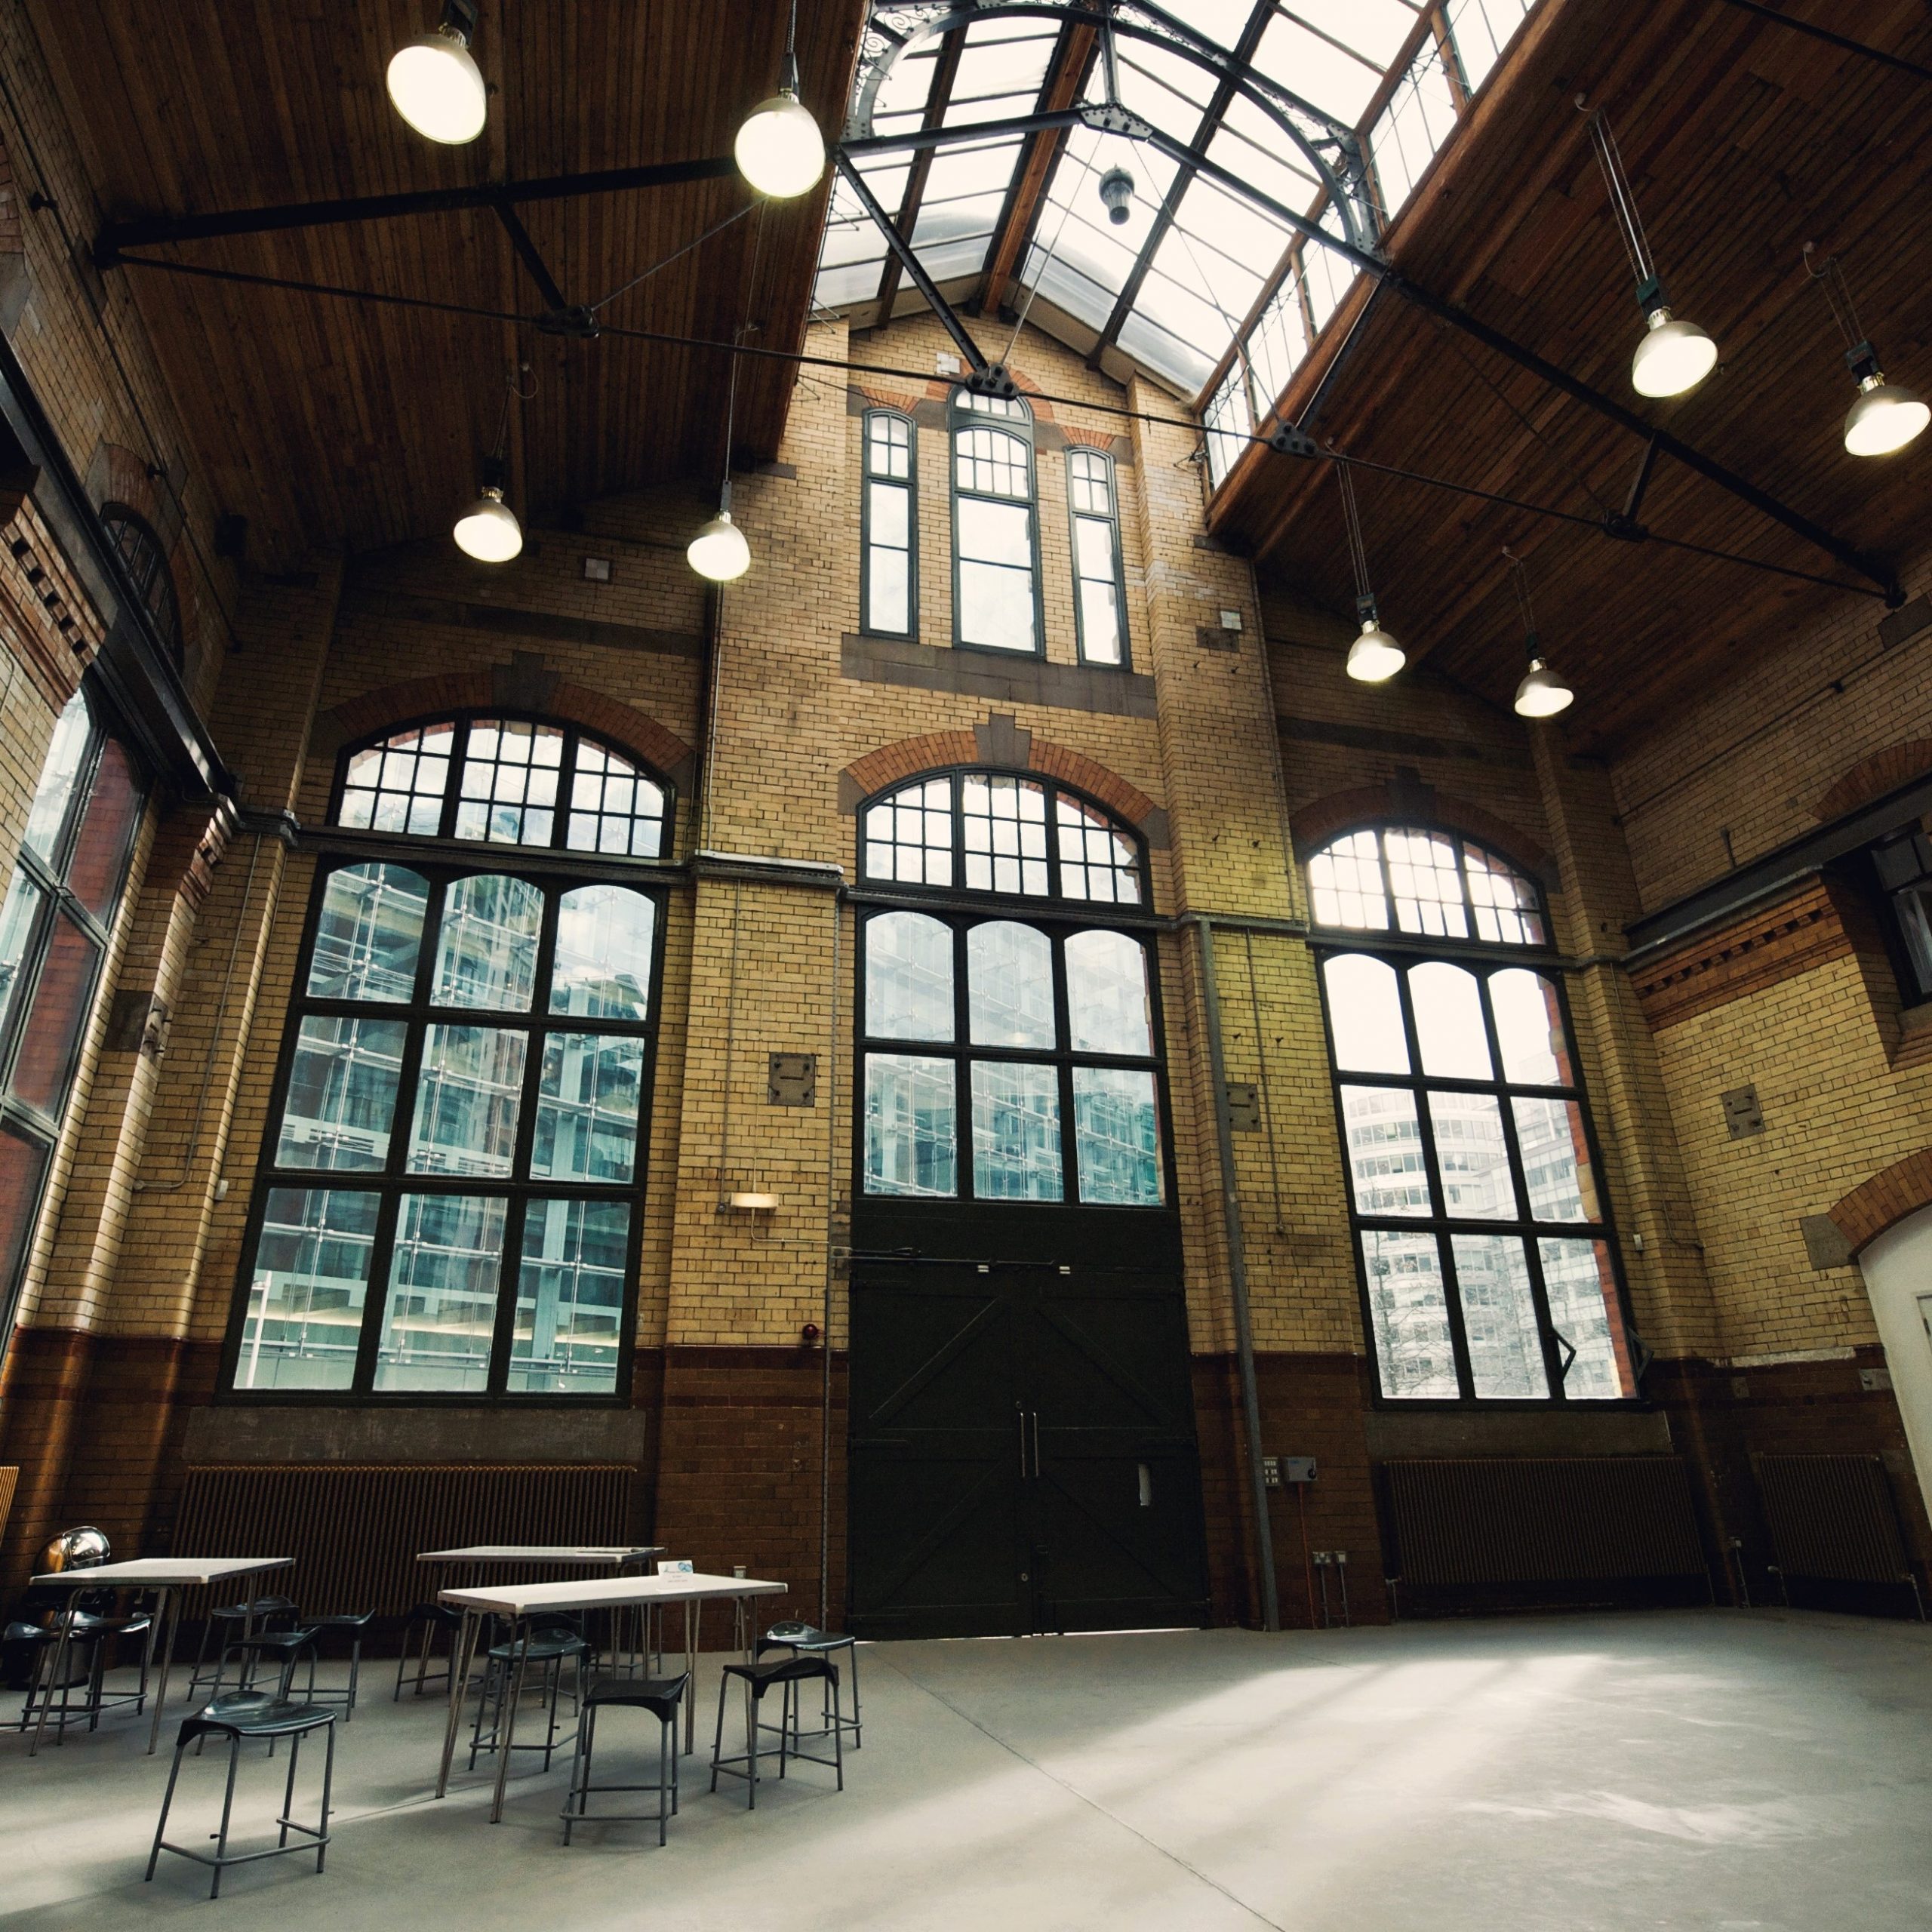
[
  {"xmin": 146, "ymin": 1590, "xmax": 179, "ymax": 1755},
  {"xmin": 490, "ymin": 1617, "xmax": 529, "ymax": 1826},
  {"xmin": 435, "ymin": 1611, "xmax": 481, "ymax": 1800},
  {"xmin": 682, "ymin": 1600, "xmax": 697, "ymax": 1755},
  {"xmin": 29, "ymin": 1598, "xmax": 79, "ymax": 1758}
]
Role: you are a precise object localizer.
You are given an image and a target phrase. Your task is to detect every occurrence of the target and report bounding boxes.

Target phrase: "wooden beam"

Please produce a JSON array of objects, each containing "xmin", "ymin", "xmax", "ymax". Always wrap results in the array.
[{"xmin": 875, "ymin": 26, "xmax": 969, "ymax": 320}]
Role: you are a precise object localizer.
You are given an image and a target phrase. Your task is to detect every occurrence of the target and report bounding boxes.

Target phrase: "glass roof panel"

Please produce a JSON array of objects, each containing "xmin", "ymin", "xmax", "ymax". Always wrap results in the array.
[
  {"xmin": 1163, "ymin": 0, "xmax": 1260, "ymax": 51},
  {"xmin": 1251, "ymin": 11, "xmax": 1389, "ymax": 124},
  {"xmin": 943, "ymin": 26, "xmax": 1059, "ymax": 128}
]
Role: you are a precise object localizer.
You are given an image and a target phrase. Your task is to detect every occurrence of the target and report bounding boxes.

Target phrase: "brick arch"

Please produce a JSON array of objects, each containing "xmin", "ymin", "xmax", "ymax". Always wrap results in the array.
[
  {"xmin": 841, "ymin": 726, "xmax": 1158, "ymax": 832},
  {"xmin": 1829, "ymin": 1149, "xmax": 1932, "ymax": 1257},
  {"xmin": 1814, "ymin": 740, "xmax": 1932, "ymax": 823},
  {"xmin": 322, "ymin": 670, "xmax": 694, "ymax": 786},
  {"xmin": 1289, "ymin": 782, "xmax": 1550, "ymax": 880}
]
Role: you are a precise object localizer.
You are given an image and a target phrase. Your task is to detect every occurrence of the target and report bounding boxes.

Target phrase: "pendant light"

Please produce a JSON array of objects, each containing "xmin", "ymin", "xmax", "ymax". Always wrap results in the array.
[
  {"xmin": 1584, "ymin": 108, "xmax": 1716, "ymax": 400},
  {"xmin": 689, "ymin": 330, "xmax": 753, "ymax": 582},
  {"xmin": 1335, "ymin": 459, "xmax": 1404, "ymax": 682},
  {"xmin": 736, "ymin": 0, "xmax": 824, "ymax": 198},
  {"xmin": 1804, "ymin": 244, "xmax": 1928, "ymax": 458},
  {"xmin": 453, "ymin": 368, "xmax": 530, "ymax": 563},
  {"xmin": 1506, "ymin": 549, "xmax": 1574, "ymax": 719},
  {"xmin": 387, "ymin": 1, "xmax": 487, "ymax": 146}
]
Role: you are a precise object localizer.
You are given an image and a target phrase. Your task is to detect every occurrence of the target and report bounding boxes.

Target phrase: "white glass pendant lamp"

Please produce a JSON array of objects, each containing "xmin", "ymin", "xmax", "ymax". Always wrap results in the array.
[
  {"xmin": 737, "ymin": 2, "xmax": 823, "ymax": 198},
  {"xmin": 1512, "ymin": 646, "xmax": 1574, "ymax": 718},
  {"xmin": 454, "ymin": 456, "xmax": 521, "ymax": 562},
  {"xmin": 1585, "ymin": 110, "xmax": 1716, "ymax": 400},
  {"xmin": 1335, "ymin": 461, "xmax": 1404, "ymax": 683},
  {"xmin": 388, "ymin": 1, "xmax": 487, "ymax": 145},
  {"xmin": 1802, "ymin": 245, "xmax": 1927, "ymax": 457},
  {"xmin": 688, "ymin": 480, "xmax": 752, "ymax": 582}
]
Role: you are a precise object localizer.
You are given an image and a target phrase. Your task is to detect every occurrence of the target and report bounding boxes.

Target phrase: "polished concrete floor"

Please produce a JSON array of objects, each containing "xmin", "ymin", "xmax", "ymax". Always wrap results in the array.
[{"xmin": 2, "ymin": 1610, "xmax": 1927, "ymax": 1930}]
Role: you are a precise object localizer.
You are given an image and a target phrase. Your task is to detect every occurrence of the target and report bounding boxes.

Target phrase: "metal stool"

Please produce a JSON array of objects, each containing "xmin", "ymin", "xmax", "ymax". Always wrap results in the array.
[
  {"xmin": 146, "ymin": 1697, "xmax": 335, "ymax": 1900},
  {"xmin": 709, "ymin": 1655, "xmax": 844, "ymax": 1810},
  {"xmin": 11, "ymin": 1604, "xmax": 154, "ymax": 1740},
  {"xmin": 212, "ymin": 1629, "xmax": 321, "ymax": 1706},
  {"xmin": 560, "ymin": 1672, "xmax": 689, "ymax": 1846},
  {"xmin": 189, "ymin": 1595, "xmax": 300, "ymax": 1697},
  {"xmin": 394, "ymin": 1601, "xmax": 463, "ymax": 1700},
  {"xmin": 469, "ymin": 1620, "xmax": 588, "ymax": 1774},
  {"xmin": 756, "ymin": 1620, "xmax": 863, "ymax": 1749},
  {"xmin": 303, "ymin": 1611, "xmax": 374, "ymax": 1721}
]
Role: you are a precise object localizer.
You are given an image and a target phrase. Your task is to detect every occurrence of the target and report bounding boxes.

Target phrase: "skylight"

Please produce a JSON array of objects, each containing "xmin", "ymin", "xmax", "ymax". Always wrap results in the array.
[{"xmin": 816, "ymin": 0, "xmax": 1540, "ymax": 457}]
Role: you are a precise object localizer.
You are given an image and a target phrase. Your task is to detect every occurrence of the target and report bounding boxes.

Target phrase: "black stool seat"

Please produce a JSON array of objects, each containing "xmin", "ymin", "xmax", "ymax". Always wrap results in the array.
[
  {"xmin": 757, "ymin": 1621, "xmax": 863, "ymax": 1749},
  {"xmin": 181, "ymin": 1697, "xmax": 334, "ymax": 1745},
  {"xmin": 395, "ymin": 1601, "xmax": 463, "ymax": 1701},
  {"xmin": 301, "ymin": 1611, "xmax": 374, "ymax": 1721},
  {"xmin": 710, "ymin": 1655, "xmax": 845, "ymax": 1810},
  {"xmin": 561, "ymin": 1673, "xmax": 689, "ymax": 1846},
  {"xmin": 306, "ymin": 1611, "xmax": 374, "ymax": 1632},
  {"xmin": 488, "ymin": 1628, "xmax": 588, "ymax": 1663}
]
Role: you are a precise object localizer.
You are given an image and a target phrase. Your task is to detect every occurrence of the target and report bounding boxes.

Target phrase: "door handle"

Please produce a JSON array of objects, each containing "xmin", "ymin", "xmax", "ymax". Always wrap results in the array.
[
  {"xmin": 1017, "ymin": 1403, "xmax": 1028, "ymax": 1478},
  {"xmin": 1029, "ymin": 1409, "xmax": 1041, "ymax": 1480}
]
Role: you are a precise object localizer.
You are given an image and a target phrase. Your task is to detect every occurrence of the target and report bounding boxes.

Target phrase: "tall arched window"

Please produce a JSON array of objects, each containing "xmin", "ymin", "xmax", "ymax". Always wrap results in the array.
[
  {"xmin": 226, "ymin": 715, "xmax": 672, "ymax": 1401},
  {"xmin": 862, "ymin": 409, "xmax": 916, "ymax": 637},
  {"xmin": 951, "ymin": 390, "xmax": 1039, "ymax": 656},
  {"xmin": 1308, "ymin": 826, "xmax": 1637, "ymax": 1405},
  {"xmin": 1067, "ymin": 448, "xmax": 1128, "ymax": 667},
  {"xmin": 856, "ymin": 769, "xmax": 1163, "ymax": 1207},
  {"xmin": 100, "ymin": 503, "xmax": 181, "ymax": 669}
]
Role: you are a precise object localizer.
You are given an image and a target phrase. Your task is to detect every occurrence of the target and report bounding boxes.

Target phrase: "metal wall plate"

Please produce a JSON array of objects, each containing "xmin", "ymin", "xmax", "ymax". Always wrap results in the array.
[{"xmin": 768, "ymin": 1052, "xmax": 817, "ymax": 1106}]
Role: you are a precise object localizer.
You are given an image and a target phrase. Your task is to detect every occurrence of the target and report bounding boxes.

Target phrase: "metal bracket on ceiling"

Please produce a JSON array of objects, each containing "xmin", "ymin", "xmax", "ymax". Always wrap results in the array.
[
  {"xmin": 1602, "ymin": 432, "xmax": 1658, "ymax": 542},
  {"xmin": 964, "ymin": 361, "xmax": 1019, "ymax": 399},
  {"xmin": 1268, "ymin": 424, "xmax": 1318, "ymax": 458},
  {"xmin": 1077, "ymin": 101, "xmax": 1152, "ymax": 139},
  {"xmin": 536, "ymin": 306, "xmax": 602, "ymax": 340}
]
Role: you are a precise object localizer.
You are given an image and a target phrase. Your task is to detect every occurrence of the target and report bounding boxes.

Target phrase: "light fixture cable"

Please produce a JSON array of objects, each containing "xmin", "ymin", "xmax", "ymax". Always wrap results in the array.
[
  {"xmin": 1801, "ymin": 242, "xmax": 1866, "ymax": 352},
  {"xmin": 1334, "ymin": 456, "xmax": 1374, "ymax": 612},
  {"xmin": 1583, "ymin": 109, "xmax": 1654, "ymax": 289}
]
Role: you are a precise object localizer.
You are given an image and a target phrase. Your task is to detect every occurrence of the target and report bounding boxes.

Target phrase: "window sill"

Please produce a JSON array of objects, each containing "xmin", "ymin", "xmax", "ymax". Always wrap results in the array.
[{"xmin": 1363, "ymin": 1403, "xmax": 1669, "ymax": 1461}]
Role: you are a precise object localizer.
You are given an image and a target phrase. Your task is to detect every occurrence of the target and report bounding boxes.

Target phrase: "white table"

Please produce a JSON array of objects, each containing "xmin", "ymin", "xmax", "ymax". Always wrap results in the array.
[
  {"xmin": 26, "ymin": 1557, "xmax": 294, "ymax": 1755},
  {"xmin": 416, "ymin": 1545, "xmax": 666, "ymax": 1571},
  {"xmin": 434, "ymin": 1571, "xmax": 787, "ymax": 1822}
]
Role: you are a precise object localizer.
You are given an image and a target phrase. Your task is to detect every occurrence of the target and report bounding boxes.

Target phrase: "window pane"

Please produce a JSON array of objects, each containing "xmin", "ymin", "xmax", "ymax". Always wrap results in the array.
[
  {"xmin": 863, "ymin": 776, "xmax": 953, "ymax": 887},
  {"xmin": 1360, "ymin": 1229, "xmax": 1458, "ymax": 1399},
  {"xmin": 869, "ymin": 478, "xmax": 909, "ymax": 547},
  {"xmin": 274, "ymin": 1016, "xmax": 408, "ymax": 1171},
  {"xmin": 1307, "ymin": 830, "xmax": 1388, "ymax": 930},
  {"xmin": 550, "ymin": 886, "xmax": 654, "ymax": 1020},
  {"xmin": 1323, "ymin": 953, "xmax": 1408, "ymax": 1072},
  {"xmin": 958, "ymin": 558, "xmax": 1036, "ymax": 653},
  {"xmin": 565, "ymin": 742, "xmax": 665, "ymax": 860},
  {"xmin": 0, "ymin": 1123, "xmax": 49, "ymax": 1321},
  {"xmin": 509, "ymin": 1197, "xmax": 628, "ymax": 1394},
  {"xmin": 1340, "ymin": 1085, "xmax": 1432, "ymax": 1216},
  {"xmin": 23, "ymin": 691, "xmax": 92, "ymax": 867},
  {"xmin": 1489, "ymin": 968, "xmax": 1571, "ymax": 1084},
  {"xmin": 432, "ymin": 874, "xmax": 543, "ymax": 1010},
  {"xmin": 338, "ymin": 724, "xmax": 452, "ymax": 836},
  {"xmin": 532, "ymin": 1033, "xmax": 645, "ymax": 1183},
  {"xmin": 968, "ymin": 921, "xmax": 1055, "ymax": 1047},
  {"xmin": 8, "ymin": 912, "xmax": 99, "ymax": 1114},
  {"xmin": 407, "ymin": 1025, "xmax": 528, "ymax": 1176},
  {"xmin": 1409, "ymin": 961, "xmax": 1492, "ymax": 1078},
  {"xmin": 1384, "ymin": 830, "xmax": 1469, "ymax": 937},
  {"xmin": 1464, "ymin": 841, "xmax": 1545, "ymax": 945},
  {"xmin": 1066, "ymin": 929, "xmax": 1151, "ymax": 1055},
  {"xmin": 961, "ymin": 774, "xmax": 1048, "ymax": 894},
  {"xmin": 1451, "ymin": 1234, "xmax": 1549, "ymax": 1399},
  {"xmin": 0, "ymin": 872, "xmax": 43, "ymax": 1034},
  {"xmin": 955, "ymin": 425, "xmax": 1030, "ymax": 496},
  {"xmin": 233, "ymin": 1186, "xmax": 379, "ymax": 1391},
  {"xmin": 1075, "ymin": 515, "xmax": 1115, "ymax": 580},
  {"xmin": 64, "ymin": 736, "xmax": 143, "ymax": 918},
  {"xmin": 971, "ymin": 1059, "xmax": 1063, "ymax": 1200},
  {"xmin": 956, "ymin": 494, "xmax": 1032, "ymax": 565},
  {"xmin": 454, "ymin": 719, "xmax": 563, "ymax": 845},
  {"xmin": 868, "ymin": 546, "xmax": 909, "ymax": 634},
  {"xmin": 1538, "ymin": 1237, "xmax": 1634, "ymax": 1399},
  {"xmin": 373, "ymin": 1192, "xmax": 506, "ymax": 1392},
  {"xmin": 307, "ymin": 864, "xmax": 429, "ymax": 1003},
  {"xmin": 1428, "ymin": 1091, "xmax": 1517, "ymax": 1220},
  {"xmin": 864, "ymin": 1052, "xmax": 958, "ymax": 1196},
  {"xmin": 1073, "ymin": 1065, "xmax": 1164, "ymax": 1204},
  {"xmin": 1512, "ymin": 1097, "xmax": 1598, "ymax": 1221},
  {"xmin": 865, "ymin": 911, "xmax": 953, "ymax": 1041},
  {"xmin": 1078, "ymin": 579, "xmax": 1122, "ymax": 663}
]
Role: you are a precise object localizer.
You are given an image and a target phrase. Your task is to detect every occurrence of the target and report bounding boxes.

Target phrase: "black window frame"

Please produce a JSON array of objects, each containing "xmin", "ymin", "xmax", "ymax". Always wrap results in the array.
[
  {"xmin": 949, "ymin": 388, "xmax": 1044, "ymax": 660},
  {"xmin": 99, "ymin": 503, "xmax": 182, "ymax": 672},
  {"xmin": 1309, "ymin": 822, "xmax": 1641, "ymax": 1409},
  {"xmin": 860, "ymin": 408, "xmax": 918, "ymax": 638},
  {"xmin": 1865, "ymin": 823, "xmax": 1932, "ymax": 1003},
  {"xmin": 1066, "ymin": 445, "xmax": 1131, "ymax": 669}
]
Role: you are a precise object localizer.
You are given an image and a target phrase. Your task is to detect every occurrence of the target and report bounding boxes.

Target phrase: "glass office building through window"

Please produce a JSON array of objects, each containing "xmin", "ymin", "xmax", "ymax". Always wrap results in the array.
[
  {"xmin": 228, "ymin": 715, "xmax": 670, "ymax": 1400},
  {"xmin": 1309, "ymin": 826, "xmax": 1637, "ymax": 1404},
  {"xmin": 857, "ymin": 769, "xmax": 1166, "ymax": 1208}
]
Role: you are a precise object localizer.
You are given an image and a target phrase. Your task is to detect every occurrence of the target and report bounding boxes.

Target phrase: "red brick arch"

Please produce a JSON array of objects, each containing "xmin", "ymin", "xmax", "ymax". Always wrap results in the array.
[
  {"xmin": 1289, "ymin": 783, "xmax": 1549, "ymax": 879},
  {"xmin": 841, "ymin": 732, "xmax": 1158, "ymax": 830},
  {"xmin": 1814, "ymin": 740, "xmax": 1932, "ymax": 823},
  {"xmin": 324, "ymin": 672, "xmax": 694, "ymax": 781},
  {"xmin": 1829, "ymin": 1149, "xmax": 1932, "ymax": 1257}
]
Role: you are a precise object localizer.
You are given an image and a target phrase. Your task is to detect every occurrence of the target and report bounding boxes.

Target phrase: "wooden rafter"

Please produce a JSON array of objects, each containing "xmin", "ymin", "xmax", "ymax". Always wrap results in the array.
[{"xmin": 874, "ymin": 25, "xmax": 968, "ymax": 318}]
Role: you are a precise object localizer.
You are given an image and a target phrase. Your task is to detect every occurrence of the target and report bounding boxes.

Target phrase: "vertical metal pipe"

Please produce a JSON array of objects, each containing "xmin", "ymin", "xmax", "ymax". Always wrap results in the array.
[
  {"xmin": 820, "ymin": 891, "xmax": 841, "ymax": 1629},
  {"xmin": 1193, "ymin": 917, "xmax": 1278, "ymax": 1631}
]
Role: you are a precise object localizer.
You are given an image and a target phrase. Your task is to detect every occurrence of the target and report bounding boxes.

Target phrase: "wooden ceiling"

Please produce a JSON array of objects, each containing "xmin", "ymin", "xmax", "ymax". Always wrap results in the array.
[
  {"xmin": 29, "ymin": 0, "xmax": 866, "ymax": 568},
  {"xmin": 1211, "ymin": 0, "xmax": 1932, "ymax": 758}
]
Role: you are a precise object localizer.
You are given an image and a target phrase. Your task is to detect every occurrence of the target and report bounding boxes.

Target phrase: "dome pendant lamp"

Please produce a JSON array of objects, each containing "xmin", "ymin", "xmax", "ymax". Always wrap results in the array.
[
  {"xmin": 1335, "ymin": 458, "xmax": 1404, "ymax": 683},
  {"xmin": 1804, "ymin": 244, "xmax": 1929, "ymax": 459},
  {"xmin": 736, "ymin": 0, "xmax": 824, "ymax": 198},
  {"xmin": 1584, "ymin": 106, "xmax": 1716, "ymax": 400},
  {"xmin": 689, "ymin": 329, "xmax": 754, "ymax": 583},
  {"xmin": 453, "ymin": 367, "xmax": 531, "ymax": 563},
  {"xmin": 387, "ymin": 1, "xmax": 487, "ymax": 146},
  {"xmin": 1505, "ymin": 549, "xmax": 1574, "ymax": 719}
]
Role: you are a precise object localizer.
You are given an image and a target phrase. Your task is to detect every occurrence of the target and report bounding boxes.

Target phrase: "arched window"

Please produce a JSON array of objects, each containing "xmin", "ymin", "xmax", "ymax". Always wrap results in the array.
[
  {"xmin": 228, "ymin": 715, "xmax": 672, "ymax": 1401},
  {"xmin": 951, "ymin": 389, "xmax": 1039, "ymax": 656},
  {"xmin": 856, "ymin": 770, "xmax": 1163, "ymax": 1208},
  {"xmin": 861, "ymin": 410, "xmax": 916, "ymax": 637},
  {"xmin": 332, "ymin": 715, "xmax": 670, "ymax": 858},
  {"xmin": 100, "ymin": 503, "xmax": 181, "ymax": 669},
  {"xmin": 1308, "ymin": 826, "xmax": 1635, "ymax": 1406},
  {"xmin": 1067, "ymin": 448, "xmax": 1128, "ymax": 667}
]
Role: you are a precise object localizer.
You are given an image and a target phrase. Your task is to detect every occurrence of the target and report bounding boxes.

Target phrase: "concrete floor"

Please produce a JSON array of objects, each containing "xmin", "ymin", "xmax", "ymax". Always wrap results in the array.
[{"xmin": 2, "ymin": 1610, "xmax": 1927, "ymax": 1930}]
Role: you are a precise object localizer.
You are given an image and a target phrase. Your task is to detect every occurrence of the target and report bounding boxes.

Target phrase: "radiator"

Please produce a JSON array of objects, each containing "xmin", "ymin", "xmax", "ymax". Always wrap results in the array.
[
  {"xmin": 1381, "ymin": 1457, "xmax": 1706, "ymax": 1587},
  {"xmin": 174, "ymin": 1464, "xmax": 636, "ymax": 1617},
  {"xmin": 1752, "ymin": 1454, "xmax": 1912, "ymax": 1587}
]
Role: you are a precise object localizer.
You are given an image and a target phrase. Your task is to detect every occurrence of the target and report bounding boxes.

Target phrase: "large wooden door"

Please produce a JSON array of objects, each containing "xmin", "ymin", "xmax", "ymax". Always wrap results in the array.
[{"xmin": 848, "ymin": 1223, "xmax": 1209, "ymax": 1638}]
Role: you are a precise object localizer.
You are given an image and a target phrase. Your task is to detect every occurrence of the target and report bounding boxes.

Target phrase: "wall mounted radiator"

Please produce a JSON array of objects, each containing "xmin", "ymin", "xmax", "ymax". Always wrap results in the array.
[
  {"xmin": 1752, "ymin": 1453, "xmax": 1924, "ymax": 1615},
  {"xmin": 1380, "ymin": 1457, "xmax": 1708, "ymax": 1604},
  {"xmin": 174, "ymin": 1464, "xmax": 636, "ymax": 1618}
]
